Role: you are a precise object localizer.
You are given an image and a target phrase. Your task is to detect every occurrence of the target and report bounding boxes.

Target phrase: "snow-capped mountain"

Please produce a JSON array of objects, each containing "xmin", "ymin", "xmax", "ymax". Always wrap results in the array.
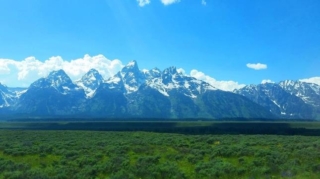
[
  {"xmin": 104, "ymin": 60, "xmax": 145, "ymax": 94},
  {"xmin": 76, "ymin": 69, "xmax": 104, "ymax": 98},
  {"xmin": 103, "ymin": 61, "xmax": 216, "ymax": 98},
  {"xmin": 15, "ymin": 70, "xmax": 86, "ymax": 115},
  {"xmin": 1, "ymin": 61, "xmax": 274, "ymax": 119},
  {"xmin": 235, "ymin": 82, "xmax": 319, "ymax": 119},
  {"xmin": 279, "ymin": 80, "xmax": 320, "ymax": 107},
  {"xmin": 145, "ymin": 66, "xmax": 216, "ymax": 98},
  {"xmin": 0, "ymin": 84, "xmax": 27, "ymax": 109},
  {"xmin": 1, "ymin": 60, "xmax": 319, "ymax": 120},
  {"xmin": 30, "ymin": 70, "xmax": 82, "ymax": 95},
  {"xmin": 0, "ymin": 83, "xmax": 16, "ymax": 108}
]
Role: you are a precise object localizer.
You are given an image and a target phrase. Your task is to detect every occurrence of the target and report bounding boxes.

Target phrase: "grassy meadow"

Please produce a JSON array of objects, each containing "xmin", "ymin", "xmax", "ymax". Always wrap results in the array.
[{"xmin": 0, "ymin": 128, "xmax": 320, "ymax": 179}]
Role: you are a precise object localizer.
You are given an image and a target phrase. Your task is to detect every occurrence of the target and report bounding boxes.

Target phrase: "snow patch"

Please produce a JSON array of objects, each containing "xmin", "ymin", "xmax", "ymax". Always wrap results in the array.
[
  {"xmin": 184, "ymin": 93, "xmax": 197, "ymax": 98},
  {"xmin": 86, "ymin": 90, "xmax": 96, "ymax": 98},
  {"xmin": 16, "ymin": 89, "xmax": 27, "ymax": 98},
  {"xmin": 124, "ymin": 84, "xmax": 138, "ymax": 93},
  {"xmin": 89, "ymin": 75, "xmax": 96, "ymax": 81},
  {"xmin": 142, "ymin": 69, "xmax": 149, "ymax": 73},
  {"xmin": 272, "ymin": 100, "xmax": 281, "ymax": 108},
  {"xmin": 184, "ymin": 82, "xmax": 190, "ymax": 89},
  {"xmin": 107, "ymin": 77, "xmax": 121, "ymax": 84},
  {"xmin": 62, "ymin": 86, "xmax": 71, "ymax": 91},
  {"xmin": 127, "ymin": 61, "xmax": 136, "ymax": 67}
]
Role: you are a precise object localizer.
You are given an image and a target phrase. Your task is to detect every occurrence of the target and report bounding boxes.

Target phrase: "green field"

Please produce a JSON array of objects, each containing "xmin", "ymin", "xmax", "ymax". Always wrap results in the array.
[{"xmin": 1, "ymin": 129, "xmax": 320, "ymax": 179}]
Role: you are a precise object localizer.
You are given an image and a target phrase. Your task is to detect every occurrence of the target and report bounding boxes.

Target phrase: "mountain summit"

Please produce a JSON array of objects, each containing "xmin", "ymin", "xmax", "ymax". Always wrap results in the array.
[
  {"xmin": 119, "ymin": 60, "xmax": 145, "ymax": 93},
  {"xmin": 1, "ymin": 61, "xmax": 319, "ymax": 120},
  {"xmin": 76, "ymin": 69, "xmax": 104, "ymax": 98},
  {"xmin": 30, "ymin": 69, "xmax": 78, "ymax": 94},
  {"xmin": 15, "ymin": 70, "xmax": 86, "ymax": 115},
  {"xmin": 235, "ymin": 81, "xmax": 320, "ymax": 119}
]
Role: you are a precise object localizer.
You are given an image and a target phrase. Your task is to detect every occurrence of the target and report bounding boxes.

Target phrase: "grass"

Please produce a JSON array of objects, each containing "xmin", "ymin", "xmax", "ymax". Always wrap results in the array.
[{"xmin": 1, "ymin": 130, "xmax": 320, "ymax": 178}]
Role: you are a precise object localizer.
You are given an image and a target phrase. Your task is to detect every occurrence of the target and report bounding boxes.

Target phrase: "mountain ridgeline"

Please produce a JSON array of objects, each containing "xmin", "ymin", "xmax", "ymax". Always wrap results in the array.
[{"xmin": 0, "ymin": 61, "xmax": 319, "ymax": 120}]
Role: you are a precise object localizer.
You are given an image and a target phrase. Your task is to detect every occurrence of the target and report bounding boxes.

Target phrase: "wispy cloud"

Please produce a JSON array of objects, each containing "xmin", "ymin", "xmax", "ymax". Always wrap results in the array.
[
  {"xmin": 136, "ymin": 0, "xmax": 183, "ymax": 7},
  {"xmin": 0, "ymin": 55, "xmax": 124, "ymax": 87},
  {"xmin": 299, "ymin": 77, "xmax": 320, "ymax": 86},
  {"xmin": 246, "ymin": 63, "xmax": 267, "ymax": 70},
  {"xmin": 201, "ymin": 0, "xmax": 207, "ymax": 5},
  {"xmin": 137, "ymin": 0, "xmax": 150, "ymax": 7},
  {"xmin": 190, "ymin": 69, "xmax": 245, "ymax": 91},
  {"xmin": 176, "ymin": 68, "xmax": 185, "ymax": 74},
  {"xmin": 261, "ymin": 79, "xmax": 274, "ymax": 84},
  {"xmin": 161, "ymin": 0, "xmax": 180, "ymax": 5}
]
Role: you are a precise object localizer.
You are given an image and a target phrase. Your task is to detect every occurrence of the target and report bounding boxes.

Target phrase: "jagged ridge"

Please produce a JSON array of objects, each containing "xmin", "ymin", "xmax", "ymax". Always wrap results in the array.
[{"xmin": 0, "ymin": 60, "xmax": 319, "ymax": 120}]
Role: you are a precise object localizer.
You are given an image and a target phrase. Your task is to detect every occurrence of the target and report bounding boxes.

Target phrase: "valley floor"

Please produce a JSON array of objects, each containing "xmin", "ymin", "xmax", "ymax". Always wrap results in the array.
[{"xmin": 0, "ymin": 130, "xmax": 320, "ymax": 179}]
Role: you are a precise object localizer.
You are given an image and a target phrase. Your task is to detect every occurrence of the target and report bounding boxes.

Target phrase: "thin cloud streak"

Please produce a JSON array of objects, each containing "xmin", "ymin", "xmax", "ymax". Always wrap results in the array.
[
  {"xmin": 137, "ymin": 0, "xmax": 150, "ymax": 7},
  {"xmin": 246, "ymin": 63, "xmax": 268, "ymax": 70},
  {"xmin": 160, "ymin": 0, "xmax": 180, "ymax": 5}
]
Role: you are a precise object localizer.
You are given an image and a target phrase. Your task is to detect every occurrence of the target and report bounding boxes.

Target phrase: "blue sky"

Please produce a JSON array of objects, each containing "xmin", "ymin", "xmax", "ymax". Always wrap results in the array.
[{"xmin": 0, "ymin": 0, "xmax": 320, "ymax": 89}]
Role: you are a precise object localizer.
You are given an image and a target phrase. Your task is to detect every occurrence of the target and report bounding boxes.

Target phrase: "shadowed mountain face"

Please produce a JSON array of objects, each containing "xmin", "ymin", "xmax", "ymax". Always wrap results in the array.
[
  {"xmin": 279, "ymin": 80, "xmax": 320, "ymax": 108},
  {"xmin": 0, "ymin": 83, "xmax": 11, "ymax": 107},
  {"xmin": 235, "ymin": 82, "xmax": 320, "ymax": 119},
  {"xmin": 14, "ymin": 70, "xmax": 87, "ymax": 115},
  {"xmin": 1, "ymin": 61, "xmax": 320, "ymax": 120},
  {"xmin": 75, "ymin": 69, "xmax": 104, "ymax": 98}
]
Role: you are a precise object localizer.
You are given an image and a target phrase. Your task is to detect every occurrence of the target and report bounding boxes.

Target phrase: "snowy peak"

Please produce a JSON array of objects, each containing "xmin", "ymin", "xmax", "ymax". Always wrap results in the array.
[
  {"xmin": 142, "ymin": 68, "xmax": 161, "ymax": 79},
  {"xmin": 279, "ymin": 80, "xmax": 320, "ymax": 107},
  {"xmin": 119, "ymin": 61, "xmax": 145, "ymax": 94},
  {"xmin": 162, "ymin": 66, "xmax": 180, "ymax": 85},
  {"xmin": 151, "ymin": 68, "xmax": 161, "ymax": 75},
  {"xmin": 76, "ymin": 69, "xmax": 104, "ymax": 98},
  {"xmin": 279, "ymin": 80, "xmax": 296, "ymax": 87},
  {"xmin": 47, "ymin": 69, "xmax": 74, "ymax": 88},
  {"xmin": 81, "ymin": 69, "xmax": 103, "ymax": 82},
  {"xmin": 0, "ymin": 83, "xmax": 17, "ymax": 108},
  {"xmin": 102, "ymin": 63, "xmax": 217, "ymax": 98},
  {"xmin": 145, "ymin": 66, "xmax": 216, "ymax": 98},
  {"xmin": 236, "ymin": 83, "xmax": 288, "ymax": 111},
  {"xmin": 2, "ymin": 60, "xmax": 319, "ymax": 120},
  {"xmin": 121, "ymin": 60, "xmax": 140, "ymax": 77},
  {"xmin": 127, "ymin": 60, "xmax": 138, "ymax": 67},
  {"xmin": 163, "ymin": 66, "xmax": 178, "ymax": 75},
  {"xmin": 48, "ymin": 69, "xmax": 68, "ymax": 78},
  {"xmin": 235, "ymin": 81, "xmax": 317, "ymax": 118},
  {"xmin": 122, "ymin": 60, "xmax": 139, "ymax": 73},
  {"xmin": 279, "ymin": 80, "xmax": 320, "ymax": 95},
  {"xmin": 31, "ymin": 69, "xmax": 79, "ymax": 95}
]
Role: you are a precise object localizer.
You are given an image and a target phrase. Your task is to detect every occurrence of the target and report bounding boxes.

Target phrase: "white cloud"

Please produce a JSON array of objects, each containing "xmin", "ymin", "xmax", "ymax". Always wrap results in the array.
[
  {"xmin": 161, "ymin": 0, "xmax": 180, "ymax": 5},
  {"xmin": 176, "ymin": 68, "xmax": 185, "ymax": 74},
  {"xmin": 190, "ymin": 69, "xmax": 245, "ymax": 91},
  {"xmin": 201, "ymin": 0, "xmax": 207, "ymax": 5},
  {"xmin": 137, "ymin": 0, "xmax": 150, "ymax": 7},
  {"xmin": 246, "ymin": 63, "xmax": 267, "ymax": 70},
  {"xmin": 0, "ymin": 54, "xmax": 124, "ymax": 87},
  {"xmin": 299, "ymin": 77, "xmax": 320, "ymax": 86},
  {"xmin": 261, "ymin": 79, "xmax": 274, "ymax": 84}
]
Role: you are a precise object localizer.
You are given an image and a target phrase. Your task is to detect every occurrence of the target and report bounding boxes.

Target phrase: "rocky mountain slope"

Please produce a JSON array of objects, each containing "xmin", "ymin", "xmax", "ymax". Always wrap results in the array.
[
  {"xmin": 235, "ymin": 81, "xmax": 320, "ymax": 119},
  {"xmin": 0, "ymin": 61, "xmax": 275, "ymax": 119}
]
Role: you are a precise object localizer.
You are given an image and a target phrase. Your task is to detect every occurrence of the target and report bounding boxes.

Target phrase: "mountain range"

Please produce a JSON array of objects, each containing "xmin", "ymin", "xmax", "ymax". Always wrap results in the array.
[{"xmin": 1, "ymin": 61, "xmax": 319, "ymax": 120}]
